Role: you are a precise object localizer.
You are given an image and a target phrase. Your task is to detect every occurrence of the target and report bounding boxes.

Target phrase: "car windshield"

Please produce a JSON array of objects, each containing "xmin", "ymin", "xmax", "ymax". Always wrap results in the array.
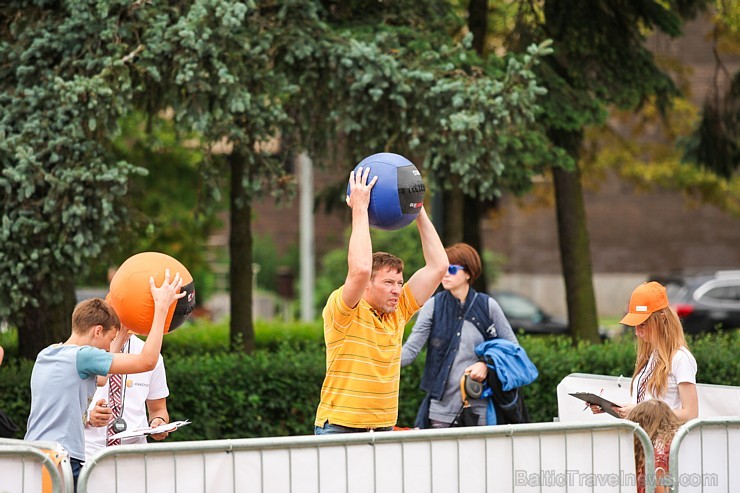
[
  {"xmin": 495, "ymin": 292, "xmax": 543, "ymax": 323},
  {"xmin": 665, "ymin": 283, "xmax": 689, "ymax": 302}
]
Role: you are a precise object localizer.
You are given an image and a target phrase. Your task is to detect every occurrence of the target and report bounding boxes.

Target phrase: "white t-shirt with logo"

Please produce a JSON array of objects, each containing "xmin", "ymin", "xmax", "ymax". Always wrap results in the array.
[
  {"xmin": 84, "ymin": 335, "xmax": 169, "ymax": 459},
  {"xmin": 631, "ymin": 346, "xmax": 697, "ymax": 410}
]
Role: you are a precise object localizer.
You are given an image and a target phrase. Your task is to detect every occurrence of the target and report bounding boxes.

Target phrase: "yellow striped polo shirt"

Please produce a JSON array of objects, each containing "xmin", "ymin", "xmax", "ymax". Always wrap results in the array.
[{"xmin": 314, "ymin": 283, "xmax": 420, "ymax": 429}]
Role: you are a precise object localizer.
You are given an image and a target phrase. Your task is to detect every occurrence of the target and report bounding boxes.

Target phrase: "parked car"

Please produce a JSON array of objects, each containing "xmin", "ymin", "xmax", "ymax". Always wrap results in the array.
[
  {"xmin": 656, "ymin": 270, "xmax": 740, "ymax": 334},
  {"xmin": 490, "ymin": 289, "xmax": 616, "ymax": 339},
  {"xmin": 489, "ymin": 289, "xmax": 569, "ymax": 335},
  {"xmin": 76, "ymin": 287, "xmax": 109, "ymax": 302}
]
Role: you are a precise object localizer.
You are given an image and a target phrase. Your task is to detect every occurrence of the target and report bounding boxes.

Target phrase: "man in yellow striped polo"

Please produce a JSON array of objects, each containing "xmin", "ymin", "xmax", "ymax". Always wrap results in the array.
[{"xmin": 314, "ymin": 166, "xmax": 448, "ymax": 434}]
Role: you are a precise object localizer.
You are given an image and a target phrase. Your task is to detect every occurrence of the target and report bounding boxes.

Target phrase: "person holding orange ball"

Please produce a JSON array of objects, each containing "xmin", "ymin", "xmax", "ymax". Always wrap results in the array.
[
  {"xmin": 25, "ymin": 270, "xmax": 185, "ymax": 490},
  {"xmin": 84, "ymin": 261, "xmax": 183, "ymax": 459}
]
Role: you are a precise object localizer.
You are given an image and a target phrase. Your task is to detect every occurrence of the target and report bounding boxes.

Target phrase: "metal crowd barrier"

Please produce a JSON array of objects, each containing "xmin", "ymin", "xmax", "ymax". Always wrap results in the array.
[
  {"xmin": 0, "ymin": 438, "xmax": 74, "ymax": 493},
  {"xmin": 667, "ymin": 416, "xmax": 740, "ymax": 492},
  {"xmin": 77, "ymin": 420, "xmax": 655, "ymax": 493}
]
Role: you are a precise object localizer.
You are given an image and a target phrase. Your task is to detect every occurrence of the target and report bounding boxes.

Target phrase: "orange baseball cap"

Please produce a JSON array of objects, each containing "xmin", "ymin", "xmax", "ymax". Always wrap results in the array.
[{"xmin": 619, "ymin": 281, "xmax": 669, "ymax": 326}]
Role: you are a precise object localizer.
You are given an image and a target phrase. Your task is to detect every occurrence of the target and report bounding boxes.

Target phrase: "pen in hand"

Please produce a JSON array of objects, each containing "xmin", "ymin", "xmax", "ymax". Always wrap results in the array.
[{"xmin": 584, "ymin": 388, "xmax": 604, "ymax": 411}]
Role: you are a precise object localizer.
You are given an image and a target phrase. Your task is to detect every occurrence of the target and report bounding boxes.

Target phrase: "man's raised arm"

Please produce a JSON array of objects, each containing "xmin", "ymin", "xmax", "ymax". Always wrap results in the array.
[
  {"xmin": 406, "ymin": 206, "xmax": 447, "ymax": 306},
  {"xmin": 341, "ymin": 167, "xmax": 378, "ymax": 309}
]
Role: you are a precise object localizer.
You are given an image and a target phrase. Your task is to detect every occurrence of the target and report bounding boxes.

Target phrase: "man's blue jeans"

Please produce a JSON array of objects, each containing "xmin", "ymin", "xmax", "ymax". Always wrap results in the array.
[{"xmin": 314, "ymin": 421, "xmax": 393, "ymax": 435}]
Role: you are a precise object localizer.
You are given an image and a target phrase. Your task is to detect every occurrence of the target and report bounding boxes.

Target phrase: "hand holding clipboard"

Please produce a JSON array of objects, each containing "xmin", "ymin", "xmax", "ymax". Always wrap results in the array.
[{"xmin": 569, "ymin": 392, "xmax": 623, "ymax": 418}]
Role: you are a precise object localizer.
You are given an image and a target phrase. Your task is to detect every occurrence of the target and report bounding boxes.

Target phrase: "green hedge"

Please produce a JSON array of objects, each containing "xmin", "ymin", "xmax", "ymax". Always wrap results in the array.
[{"xmin": 0, "ymin": 329, "xmax": 737, "ymax": 440}]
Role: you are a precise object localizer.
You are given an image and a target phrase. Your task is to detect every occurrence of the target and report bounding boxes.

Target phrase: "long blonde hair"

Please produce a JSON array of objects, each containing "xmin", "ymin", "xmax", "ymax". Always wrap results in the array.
[
  {"xmin": 628, "ymin": 400, "xmax": 682, "ymax": 474},
  {"xmin": 630, "ymin": 306, "xmax": 687, "ymax": 399}
]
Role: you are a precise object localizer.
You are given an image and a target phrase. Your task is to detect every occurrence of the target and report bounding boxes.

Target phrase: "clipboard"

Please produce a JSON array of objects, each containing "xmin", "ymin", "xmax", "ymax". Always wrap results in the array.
[
  {"xmin": 109, "ymin": 419, "xmax": 191, "ymax": 440},
  {"xmin": 569, "ymin": 393, "xmax": 622, "ymax": 418}
]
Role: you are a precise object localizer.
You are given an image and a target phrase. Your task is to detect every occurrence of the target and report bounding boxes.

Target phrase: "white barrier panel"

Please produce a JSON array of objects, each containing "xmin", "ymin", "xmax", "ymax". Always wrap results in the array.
[
  {"xmin": 669, "ymin": 417, "xmax": 740, "ymax": 492},
  {"xmin": 0, "ymin": 438, "xmax": 73, "ymax": 493},
  {"xmin": 557, "ymin": 373, "xmax": 740, "ymax": 422},
  {"xmin": 79, "ymin": 421, "xmax": 655, "ymax": 493}
]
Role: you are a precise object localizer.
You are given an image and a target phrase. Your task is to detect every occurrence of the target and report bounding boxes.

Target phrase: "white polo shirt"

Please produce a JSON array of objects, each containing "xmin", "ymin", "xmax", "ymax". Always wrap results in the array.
[{"xmin": 84, "ymin": 335, "xmax": 169, "ymax": 459}]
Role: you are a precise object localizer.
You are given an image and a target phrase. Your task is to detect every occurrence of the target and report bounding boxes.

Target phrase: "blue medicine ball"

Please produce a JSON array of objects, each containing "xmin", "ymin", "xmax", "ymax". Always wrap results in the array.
[{"xmin": 347, "ymin": 153, "xmax": 426, "ymax": 230}]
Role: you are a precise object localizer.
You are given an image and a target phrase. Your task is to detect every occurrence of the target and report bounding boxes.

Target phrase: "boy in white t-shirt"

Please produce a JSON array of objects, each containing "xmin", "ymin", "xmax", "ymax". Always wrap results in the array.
[{"xmin": 84, "ymin": 333, "xmax": 171, "ymax": 458}]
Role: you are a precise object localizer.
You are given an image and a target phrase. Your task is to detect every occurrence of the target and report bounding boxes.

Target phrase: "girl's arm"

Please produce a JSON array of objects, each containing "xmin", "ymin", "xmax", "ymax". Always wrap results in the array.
[
  {"xmin": 487, "ymin": 297, "xmax": 518, "ymax": 344},
  {"xmin": 673, "ymin": 382, "xmax": 698, "ymax": 421}
]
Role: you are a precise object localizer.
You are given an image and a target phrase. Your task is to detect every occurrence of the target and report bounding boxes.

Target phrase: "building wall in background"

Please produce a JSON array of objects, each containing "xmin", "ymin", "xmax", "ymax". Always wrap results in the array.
[{"xmin": 485, "ymin": 170, "xmax": 740, "ymax": 318}]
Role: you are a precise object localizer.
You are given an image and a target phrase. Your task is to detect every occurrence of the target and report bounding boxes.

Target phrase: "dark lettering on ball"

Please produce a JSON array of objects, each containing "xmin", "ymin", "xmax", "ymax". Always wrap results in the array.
[{"xmin": 402, "ymin": 184, "xmax": 426, "ymax": 194}]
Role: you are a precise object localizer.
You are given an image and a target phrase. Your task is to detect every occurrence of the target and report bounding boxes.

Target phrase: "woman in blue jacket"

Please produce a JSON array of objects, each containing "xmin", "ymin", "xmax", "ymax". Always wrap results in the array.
[{"xmin": 401, "ymin": 243, "xmax": 518, "ymax": 428}]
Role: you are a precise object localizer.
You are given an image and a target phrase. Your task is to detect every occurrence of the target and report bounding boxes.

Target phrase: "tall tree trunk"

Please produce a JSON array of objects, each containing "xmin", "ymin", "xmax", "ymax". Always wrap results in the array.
[
  {"xmin": 18, "ymin": 278, "xmax": 76, "ymax": 359},
  {"xmin": 550, "ymin": 130, "xmax": 600, "ymax": 343},
  {"xmin": 442, "ymin": 188, "xmax": 487, "ymax": 290},
  {"xmin": 468, "ymin": 0, "xmax": 489, "ymax": 56},
  {"xmin": 463, "ymin": 0, "xmax": 489, "ymax": 291},
  {"xmin": 443, "ymin": 177, "xmax": 465, "ymax": 244},
  {"xmin": 463, "ymin": 194, "xmax": 488, "ymax": 292},
  {"xmin": 229, "ymin": 148, "xmax": 255, "ymax": 353}
]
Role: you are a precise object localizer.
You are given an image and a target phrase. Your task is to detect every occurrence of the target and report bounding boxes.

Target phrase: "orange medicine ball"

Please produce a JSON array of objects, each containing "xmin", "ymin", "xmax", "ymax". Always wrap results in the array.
[{"xmin": 107, "ymin": 252, "xmax": 196, "ymax": 335}]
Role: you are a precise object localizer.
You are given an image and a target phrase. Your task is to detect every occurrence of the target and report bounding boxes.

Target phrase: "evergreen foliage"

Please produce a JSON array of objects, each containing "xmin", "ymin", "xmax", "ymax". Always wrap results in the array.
[
  {"xmin": 0, "ymin": 2, "xmax": 147, "ymax": 356},
  {"xmin": 1, "ymin": 0, "xmax": 554, "ymax": 354},
  {"xmin": 101, "ymin": 112, "xmax": 224, "ymax": 303}
]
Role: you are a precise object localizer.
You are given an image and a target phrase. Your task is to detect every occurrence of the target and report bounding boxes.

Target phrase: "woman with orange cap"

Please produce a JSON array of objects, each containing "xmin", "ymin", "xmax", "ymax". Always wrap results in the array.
[{"xmin": 596, "ymin": 281, "xmax": 698, "ymax": 421}]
